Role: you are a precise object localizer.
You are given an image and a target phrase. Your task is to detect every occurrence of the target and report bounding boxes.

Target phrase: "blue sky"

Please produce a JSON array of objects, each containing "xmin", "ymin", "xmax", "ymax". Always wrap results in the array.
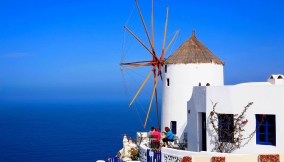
[{"xmin": 0, "ymin": 0, "xmax": 284, "ymax": 104}]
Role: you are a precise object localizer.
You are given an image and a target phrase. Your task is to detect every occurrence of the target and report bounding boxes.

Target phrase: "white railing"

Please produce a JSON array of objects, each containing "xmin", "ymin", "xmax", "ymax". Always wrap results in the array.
[
  {"xmin": 138, "ymin": 144, "xmax": 148, "ymax": 162},
  {"xmin": 162, "ymin": 148, "xmax": 201, "ymax": 162}
]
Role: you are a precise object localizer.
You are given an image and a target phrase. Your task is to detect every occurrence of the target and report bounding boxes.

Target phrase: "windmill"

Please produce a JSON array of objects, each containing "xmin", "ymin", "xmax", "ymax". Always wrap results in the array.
[{"xmin": 120, "ymin": 0, "xmax": 179, "ymax": 128}]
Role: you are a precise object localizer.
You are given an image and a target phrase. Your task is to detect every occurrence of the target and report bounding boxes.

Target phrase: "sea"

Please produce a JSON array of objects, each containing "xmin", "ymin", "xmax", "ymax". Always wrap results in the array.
[{"xmin": 0, "ymin": 102, "xmax": 156, "ymax": 162}]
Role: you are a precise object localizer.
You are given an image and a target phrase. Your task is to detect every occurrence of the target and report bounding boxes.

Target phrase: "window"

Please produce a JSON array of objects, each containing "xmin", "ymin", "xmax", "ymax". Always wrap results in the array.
[
  {"xmin": 167, "ymin": 78, "xmax": 170, "ymax": 86},
  {"xmin": 256, "ymin": 114, "xmax": 276, "ymax": 145},
  {"xmin": 165, "ymin": 65, "xmax": 167, "ymax": 73},
  {"xmin": 171, "ymin": 121, "xmax": 177, "ymax": 134},
  {"xmin": 218, "ymin": 114, "xmax": 234, "ymax": 143}
]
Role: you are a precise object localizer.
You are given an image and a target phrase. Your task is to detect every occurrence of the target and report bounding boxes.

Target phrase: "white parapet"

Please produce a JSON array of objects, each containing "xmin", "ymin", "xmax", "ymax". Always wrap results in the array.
[{"xmin": 161, "ymin": 147, "xmax": 284, "ymax": 162}]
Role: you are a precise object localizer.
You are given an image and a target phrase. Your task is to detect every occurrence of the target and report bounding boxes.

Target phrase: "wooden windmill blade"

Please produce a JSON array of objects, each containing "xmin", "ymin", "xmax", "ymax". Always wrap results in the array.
[
  {"xmin": 129, "ymin": 70, "xmax": 153, "ymax": 107},
  {"xmin": 123, "ymin": 26, "xmax": 155, "ymax": 57},
  {"xmin": 165, "ymin": 30, "xmax": 180, "ymax": 54},
  {"xmin": 135, "ymin": 0, "xmax": 155, "ymax": 54},
  {"xmin": 144, "ymin": 71, "xmax": 158, "ymax": 128},
  {"xmin": 161, "ymin": 6, "xmax": 169, "ymax": 60},
  {"xmin": 120, "ymin": 61, "xmax": 153, "ymax": 70},
  {"xmin": 151, "ymin": 0, "xmax": 155, "ymax": 48}
]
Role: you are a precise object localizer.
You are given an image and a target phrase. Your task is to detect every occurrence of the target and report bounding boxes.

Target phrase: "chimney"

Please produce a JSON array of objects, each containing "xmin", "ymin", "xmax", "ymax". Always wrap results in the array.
[{"xmin": 268, "ymin": 74, "xmax": 284, "ymax": 85}]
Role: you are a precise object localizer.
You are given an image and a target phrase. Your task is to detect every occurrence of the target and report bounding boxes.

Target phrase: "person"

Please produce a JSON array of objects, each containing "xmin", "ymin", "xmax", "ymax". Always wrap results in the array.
[
  {"xmin": 147, "ymin": 127, "xmax": 155, "ymax": 138},
  {"xmin": 151, "ymin": 128, "xmax": 161, "ymax": 149},
  {"xmin": 147, "ymin": 127, "xmax": 155, "ymax": 147},
  {"xmin": 162, "ymin": 127, "xmax": 174, "ymax": 146}
]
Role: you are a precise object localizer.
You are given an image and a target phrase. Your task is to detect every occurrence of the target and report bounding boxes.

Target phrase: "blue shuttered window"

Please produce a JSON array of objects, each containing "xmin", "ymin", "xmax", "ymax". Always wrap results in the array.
[{"xmin": 256, "ymin": 114, "xmax": 276, "ymax": 145}]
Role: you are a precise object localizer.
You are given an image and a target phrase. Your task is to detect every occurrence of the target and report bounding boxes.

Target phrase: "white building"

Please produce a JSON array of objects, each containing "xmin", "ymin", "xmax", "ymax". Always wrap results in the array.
[
  {"xmin": 188, "ymin": 75, "xmax": 284, "ymax": 154},
  {"xmin": 161, "ymin": 31, "xmax": 284, "ymax": 155}
]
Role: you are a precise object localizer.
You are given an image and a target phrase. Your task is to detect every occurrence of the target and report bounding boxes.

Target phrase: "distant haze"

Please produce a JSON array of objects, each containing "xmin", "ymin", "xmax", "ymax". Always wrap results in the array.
[{"xmin": 1, "ymin": 0, "xmax": 284, "ymax": 104}]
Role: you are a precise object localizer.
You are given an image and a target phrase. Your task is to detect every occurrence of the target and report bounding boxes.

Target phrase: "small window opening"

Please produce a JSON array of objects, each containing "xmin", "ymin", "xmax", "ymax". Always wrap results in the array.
[
  {"xmin": 270, "ymin": 76, "xmax": 274, "ymax": 79},
  {"xmin": 167, "ymin": 78, "xmax": 170, "ymax": 86},
  {"xmin": 206, "ymin": 83, "xmax": 210, "ymax": 86},
  {"xmin": 171, "ymin": 121, "xmax": 177, "ymax": 134},
  {"xmin": 278, "ymin": 75, "xmax": 283, "ymax": 79},
  {"xmin": 198, "ymin": 82, "xmax": 201, "ymax": 86},
  {"xmin": 165, "ymin": 65, "xmax": 167, "ymax": 73}
]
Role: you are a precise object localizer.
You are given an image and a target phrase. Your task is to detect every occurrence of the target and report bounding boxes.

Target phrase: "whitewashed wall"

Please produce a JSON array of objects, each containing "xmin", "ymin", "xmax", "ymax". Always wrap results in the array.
[
  {"xmin": 162, "ymin": 63, "xmax": 223, "ymax": 140},
  {"xmin": 187, "ymin": 86, "xmax": 207, "ymax": 151},
  {"xmin": 187, "ymin": 82, "xmax": 284, "ymax": 153}
]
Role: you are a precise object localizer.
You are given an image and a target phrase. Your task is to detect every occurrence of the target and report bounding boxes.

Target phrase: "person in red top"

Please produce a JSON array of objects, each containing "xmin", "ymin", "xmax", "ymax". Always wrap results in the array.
[{"xmin": 151, "ymin": 128, "xmax": 161, "ymax": 149}]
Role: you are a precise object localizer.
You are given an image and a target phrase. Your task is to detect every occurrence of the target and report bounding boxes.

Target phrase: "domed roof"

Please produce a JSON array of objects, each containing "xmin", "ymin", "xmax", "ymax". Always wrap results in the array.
[{"xmin": 164, "ymin": 31, "xmax": 224, "ymax": 65}]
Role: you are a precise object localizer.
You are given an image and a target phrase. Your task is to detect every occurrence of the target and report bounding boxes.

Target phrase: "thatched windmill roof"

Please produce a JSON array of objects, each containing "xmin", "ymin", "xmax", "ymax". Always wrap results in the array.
[{"xmin": 164, "ymin": 31, "xmax": 224, "ymax": 65}]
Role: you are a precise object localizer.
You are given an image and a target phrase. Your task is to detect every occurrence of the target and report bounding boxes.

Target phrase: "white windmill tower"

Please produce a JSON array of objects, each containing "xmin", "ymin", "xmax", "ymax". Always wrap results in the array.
[{"xmin": 161, "ymin": 30, "xmax": 224, "ymax": 141}]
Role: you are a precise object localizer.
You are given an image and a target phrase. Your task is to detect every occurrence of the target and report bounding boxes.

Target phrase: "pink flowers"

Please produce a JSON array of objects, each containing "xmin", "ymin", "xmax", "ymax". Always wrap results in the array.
[{"xmin": 242, "ymin": 119, "xmax": 248, "ymax": 124}]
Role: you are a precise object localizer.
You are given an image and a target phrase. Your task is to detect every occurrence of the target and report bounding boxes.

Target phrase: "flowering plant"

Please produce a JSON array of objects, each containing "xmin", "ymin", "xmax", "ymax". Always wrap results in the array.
[{"xmin": 209, "ymin": 102, "xmax": 265, "ymax": 153}]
